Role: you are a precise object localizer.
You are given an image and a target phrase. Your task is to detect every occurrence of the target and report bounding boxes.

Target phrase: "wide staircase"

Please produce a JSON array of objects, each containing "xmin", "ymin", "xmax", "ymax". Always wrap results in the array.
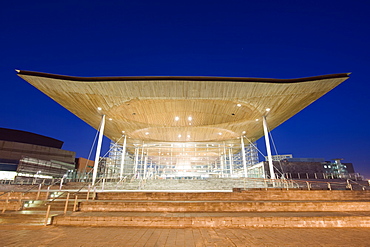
[
  {"xmin": 0, "ymin": 189, "xmax": 90, "ymax": 226},
  {"xmin": 52, "ymin": 190, "xmax": 370, "ymax": 228}
]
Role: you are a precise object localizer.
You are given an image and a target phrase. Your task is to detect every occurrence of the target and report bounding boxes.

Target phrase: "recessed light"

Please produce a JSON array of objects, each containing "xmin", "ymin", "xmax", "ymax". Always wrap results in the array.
[
  {"xmin": 108, "ymin": 118, "xmax": 113, "ymax": 121},
  {"xmin": 218, "ymin": 132, "xmax": 222, "ymax": 135},
  {"xmin": 178, "ymin": 134, "xmax": 182, "ymax": 138},
  {"xmin": 256, "ymin": 119, "xmax": 259, "ymax": 121},
  {"xmin": 188, "ymin": 116, "xmax": 192, "ymax": 121},
  {"xmin": 237, "ymin": 104, "xmax": 241, "ymax": 107},
  {"xmin": 145, "ymin": 132, "xmax": 149, "ymax": 135},
  {"xmin": 266, "ymin": 108, "xmax": 271, "ymax": 112},
  {"xmin": 242, "ymin": 131, "xmax": 246, "ymax": 134},
  {"xmin": 187, "ymin": 135, "xmax": 190, "ymax": 138},
  {"xmin": 175, "ymin": 116, "xmax": 180, "ymax": 121},
  {"xmin": 97, "ymin": 107, "xmax": 102, "ymax": 111}
]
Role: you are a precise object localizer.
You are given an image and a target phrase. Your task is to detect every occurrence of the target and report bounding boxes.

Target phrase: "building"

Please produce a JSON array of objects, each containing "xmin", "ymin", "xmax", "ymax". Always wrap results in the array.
[
  {"xmin": 249, "ymin": 157, "xmax": 357, "ymax": 180},
  {"xmin": 0, "ymin": 127, "xmax": 76, "ymax": 182},
  {"xmin": 17, "ymin": 70, "xmax": 350, "ymax": 182}
]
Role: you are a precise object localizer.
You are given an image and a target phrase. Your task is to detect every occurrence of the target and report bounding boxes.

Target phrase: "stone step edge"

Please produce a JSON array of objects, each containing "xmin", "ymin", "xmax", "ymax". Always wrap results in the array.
[{"xmin": 51, "ymin": 215, "xmax": 370, "ymax": 228}]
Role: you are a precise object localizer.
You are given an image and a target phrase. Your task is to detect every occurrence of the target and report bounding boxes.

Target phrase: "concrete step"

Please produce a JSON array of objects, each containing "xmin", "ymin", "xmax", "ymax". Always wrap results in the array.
[
  {"xmin": 95, "ymin": 190, "xmax": 370, "ymax": 201},
  {"xmin": 79, "ymin": 200, "xmax": 370, "ymax": 212},
  {"xmin": 52, "ymin": 211, "xmax": 370, "ymax": 228}
]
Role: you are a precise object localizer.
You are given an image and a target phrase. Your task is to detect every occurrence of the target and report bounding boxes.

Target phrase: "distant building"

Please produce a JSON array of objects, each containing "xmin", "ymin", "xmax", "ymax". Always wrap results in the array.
[
  {"xmin": 0, "ymin": 128, "xmax": 76, "ymax": 182},
  {"xmin": 249, "ymin": 155, "xmax": 358, "ymax": 180},
  {"xmin": 265, "ymin": 154, "xmax": 293, "ymax": 161}
]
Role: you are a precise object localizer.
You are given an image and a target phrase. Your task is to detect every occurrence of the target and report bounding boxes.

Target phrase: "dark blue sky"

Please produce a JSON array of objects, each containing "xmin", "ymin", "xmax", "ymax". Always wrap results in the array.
[{"xmin": 1, "ymin": 1, "xmax": 369, "ymax": 177}]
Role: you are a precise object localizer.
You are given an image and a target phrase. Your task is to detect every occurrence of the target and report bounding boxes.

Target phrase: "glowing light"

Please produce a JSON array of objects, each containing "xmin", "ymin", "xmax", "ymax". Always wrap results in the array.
[
  {"xmin": 188, "ymin": 116, "xmax": 192, "ymax": 121},
  {"xmin": 178, "ymin": 134, "xmax": 182, "ymax": 138},
  {"xmin": 256, "ymin": 119, "xmax": 259, "ymax": 121},
  {"xmin": 174, "ymin": 116, "xmax": 180, "ymax": 121},
  {"xmin": 242, "ymin": 131, "xmax": 246, "ymax": 134},
  {"xmin": 237, "ymin": 104, "xmax": 241, "ymax": 107},
  {"xmin": 145, "ymin": 132, "xmax": 149, "ymax": 135},
  {"xmin": 108, "ymin": 118, "xmax": 113, "ymax": 121},
  {"xmin": 97, "ymin": 107, "xmax": 102, "ymax": 111},
  {"xmin": 218, "ymin": 132, "xmax": 222, "ymax": 135},
  {"xmin": 266, "ymin": 108, "xmax": 271, "ymax": 112}
]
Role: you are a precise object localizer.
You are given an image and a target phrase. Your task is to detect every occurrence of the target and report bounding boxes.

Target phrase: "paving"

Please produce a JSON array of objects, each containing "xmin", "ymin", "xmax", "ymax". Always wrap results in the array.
[
  {"xmin": 2, "ymin": 187, "xmax": 370, "ymax": 245},
  {"xmin": 1, "ymin": 225, "xmax": 370, "ymax": 246}
]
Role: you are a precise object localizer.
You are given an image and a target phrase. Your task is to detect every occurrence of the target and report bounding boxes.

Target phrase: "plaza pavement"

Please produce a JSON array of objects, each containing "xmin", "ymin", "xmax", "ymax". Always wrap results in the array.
[{"xmin": 1, "ymin": 225, "xmax": 370, "ymax": 246}]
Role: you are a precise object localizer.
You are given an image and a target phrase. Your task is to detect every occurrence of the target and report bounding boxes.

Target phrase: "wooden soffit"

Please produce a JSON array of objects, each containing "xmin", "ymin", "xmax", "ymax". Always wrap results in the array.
[{"xmin": 17, "ymin": 70, "xmax": 349, "ymax": 144}]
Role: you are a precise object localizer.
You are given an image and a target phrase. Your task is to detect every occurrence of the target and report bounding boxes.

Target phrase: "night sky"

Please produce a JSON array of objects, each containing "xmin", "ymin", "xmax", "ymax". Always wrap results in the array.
[{"xmin": 1, "ymin": 1, "xmax": 369, "ymax": 177}]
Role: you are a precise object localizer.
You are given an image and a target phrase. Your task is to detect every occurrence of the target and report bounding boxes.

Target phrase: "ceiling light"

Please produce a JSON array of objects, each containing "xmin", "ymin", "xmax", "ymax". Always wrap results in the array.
[
  {"xmin": 256, "ymin": 119, "xmax": 259, "ymax": 121},
  {"xmin": 178, "ymin": 134, "xmax": 182, "ymax": 138},
  {"xmin": 97, "ymin": 107, "xmax": 102, "ymax": 111},
  {"xmin": 122, "ymin": 131, "xmax": 125, "ymax": 133},
  {"xmin": 174, "ymin": 116, "xmax": 180, "ymax": 121},
  {"xmin": 242, "ymin": 131, "xmax": 246, "ymax": 134},
  {"xmin": 266, "ymin": 108, "xmax": 271, "ymax": 112},
  {"xmin": 145, "ymin": 132, "xmax": 149, "ymax": 135},
  {"xmin": 187, "ymin": 135, "xmax": 190, "ymax": 138},
  {"xmin": 237, "ymin": 104, "xmax": 241, "ymax": 107},
  {"xmin": 218, "ymin": 132, "xmax": 222, "ymax": 135},
  {"xmin": 188, "ymin": 116, "xmax": 192, "ymax": 121},
  {"xmin": 108, "ymin": 118, "xmax": 112, "ymax": 121}
]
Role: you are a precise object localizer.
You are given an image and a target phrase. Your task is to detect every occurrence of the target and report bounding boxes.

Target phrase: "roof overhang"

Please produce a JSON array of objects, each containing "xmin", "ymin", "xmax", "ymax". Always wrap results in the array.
[{"xmin": 17, "ymin": 70, "xmax": 349, "ymax": 145}]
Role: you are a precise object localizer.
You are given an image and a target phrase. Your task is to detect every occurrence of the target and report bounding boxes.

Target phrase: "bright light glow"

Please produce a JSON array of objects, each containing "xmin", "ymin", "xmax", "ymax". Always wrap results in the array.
[
  {"xmin": 122, "ymin": 131, "xmax": 125, "ymax": 133},
  {"xmin": 255, "ymin": 119, "xmax": 259, "ymax": 121},
  {"xmin": 237, "ymin": 104, "xmax": 241, "ymax": 107},
  {"xmin": 174, "ymin": 116, "xmax": 180, "ymax": 121},
  {"xmin": 145, "ymin": 132, "xmax": 149, "ymax": 135},
  {"xmin": 218, "ymin": 132, "xmax": 222, "ymax": 135},
  {"xmin": 187, "ymin": 135, "xmax": 190, "ymax": 138},
  {"xmin": 108, "ymin": 118, "xmax": 113, "ymax": 121},
  {"xmin": 188, "ymin": 116, "xmax": 192, "ymax": 121},
  {"xmin": 242, "ymin": 131, "xmax": 246, "ymax": 134},
  {"xmin": 178, "ymin": 134, "xmax": 182, "ymax": 138},
  {"xmin": 97, "ymin": 107, "xmax": 102, "ymax": 111},
  {"xmin": 266, "ymin": 108, "xmax": 271, "ymax": 112}
]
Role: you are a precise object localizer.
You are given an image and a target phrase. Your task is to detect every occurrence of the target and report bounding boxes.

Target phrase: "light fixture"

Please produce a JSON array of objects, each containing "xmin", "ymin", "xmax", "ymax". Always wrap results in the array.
[
  {"xmin": 237, "ymin": 104, "xmax": 241, "ymax": 107},
  {"xmin": 218, "ymin": 132, "xmax": 222, "ymax": 135},
  {"xmin": 174, "ymin": 116, "xmax": 180, "ymax": 121},
  {"xmin": 256, "ymin": 119, "xmax": 259, "ymax": 121},
  {"xmin": 145, "ymin": 132, "xmax": 149, "ymax": 135},
  {"xmin": 122, "ymin": 131, "xmax": 125, "ymax": 133},
  {"xmin": 97, "ymin": 107, "xmax": 102, "ymax": 111},
  {"xmin": 188, "ymin": 116, "xmax": 192, "ymax": 121},
  {"xmin": 242, "ymin": 131, "xmax": 246, "ymax": 134},
  {"xmin": 266, "ymin": 108, "xmax": 271, "ymax": 112},
  {"xmin": 187, "ymin": 135, "xmax": 190, "ymax": 138},
  {"xmin": 108, "ymin": 118, "xmax": 113, "ymax": 121},
  {"xmin": 178, "ymin": 134, "xmax": 182, "ymax": 138}
]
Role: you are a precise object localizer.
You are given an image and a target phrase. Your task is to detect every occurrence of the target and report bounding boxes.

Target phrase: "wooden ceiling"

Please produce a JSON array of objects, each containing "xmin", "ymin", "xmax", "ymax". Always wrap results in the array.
[{"xmin": 17, "ymin": 71, "xmax": 349, "ymax": 145}]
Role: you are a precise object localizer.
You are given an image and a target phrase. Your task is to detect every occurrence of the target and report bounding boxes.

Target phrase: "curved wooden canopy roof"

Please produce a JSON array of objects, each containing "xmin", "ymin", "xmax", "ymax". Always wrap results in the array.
[{"xmin": 17, "ymin": 70, "xmax": 349, "ymax": 145}]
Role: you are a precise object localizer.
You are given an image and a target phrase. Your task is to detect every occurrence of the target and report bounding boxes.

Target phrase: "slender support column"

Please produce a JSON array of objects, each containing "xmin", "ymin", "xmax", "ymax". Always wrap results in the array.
[
  {"xmin": 219, "ymin": 144, "xmax": 224, "ymax": 178},
  {"xmin": 134, "ymin": 147, "xmax": 139, "ymax": 176},
  {"xmin": 140, "ymin": 142, "xmax": 145, "ymax": 178},
  {"xmin": 92, "ymin": 115, "xmax": 105, "ymax": 186},
  {"xmin": 119, "ymin": 135, "xmax": 127, "ymax": 179},
  {"xmin": 228, "ymin": 148, "xmax": 233, "ymax": 175},
  {"xmin": 223, "ymin": 143, "xmax": 227, "ymax": 177},
  {"xmin": 262, "ymin": 116, "xmax": 276, "ymax": 179},
  {"xmin": 143, "ymin": 156, "xmax": 148, "ymax": 179},
  {"xmin": 240, "ymin": 137, "xmax": 248, "ymax": 178}
]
